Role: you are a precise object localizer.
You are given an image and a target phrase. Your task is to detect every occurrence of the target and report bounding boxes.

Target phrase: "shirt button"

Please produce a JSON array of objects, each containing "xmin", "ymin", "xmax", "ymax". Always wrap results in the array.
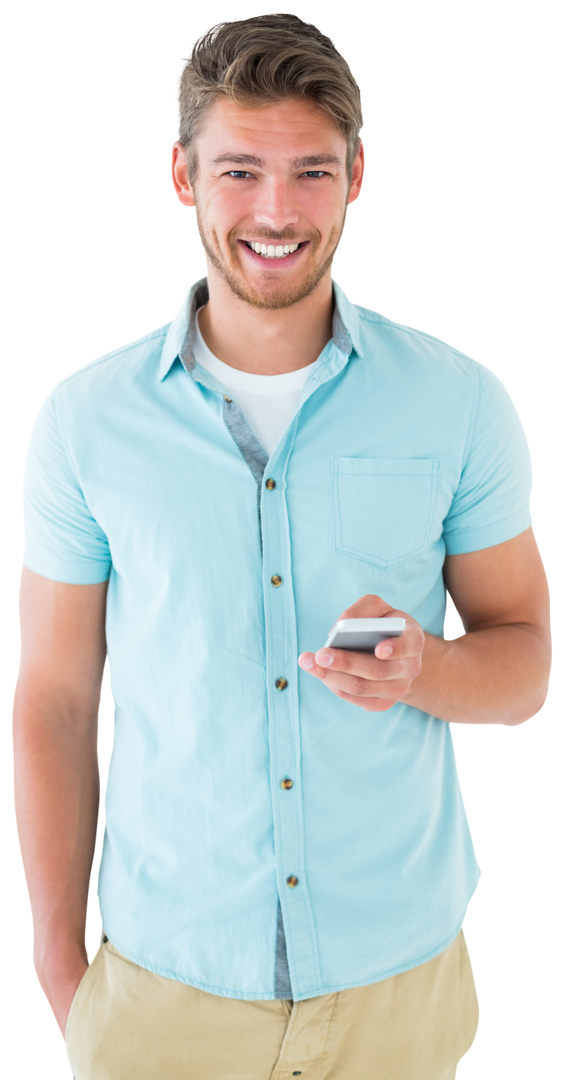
[
  {"xmin": 275, "ymin": 678, "xmax": 288, "ymax": 691},
  {"xmin": 265, "ymin": 478, "xmax": 276, "ymax": 490},
  {"xmin": 280, "ymin": 778, "xmax": 294, "ymax": 790},
  {"xmin": 286, "ymin": 875, "xmax": 299, "ymax": 888},
  {"xmin": 270, "ymin": 574, "xmax": 283, "ymax": 587},
  {"xmin": 223, "ymin": 395, "xmax": 232, "ymax": 402}
]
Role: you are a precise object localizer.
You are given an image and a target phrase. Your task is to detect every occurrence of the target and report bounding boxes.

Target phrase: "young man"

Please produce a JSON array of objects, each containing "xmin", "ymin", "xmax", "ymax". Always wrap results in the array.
[{"xmin": 14, "ymin": 14, "xmax": 550, "ymax": 1080}]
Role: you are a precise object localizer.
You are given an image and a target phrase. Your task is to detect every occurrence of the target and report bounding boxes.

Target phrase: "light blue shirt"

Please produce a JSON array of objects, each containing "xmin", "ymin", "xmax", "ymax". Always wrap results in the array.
[{"xmin": 23, "ymin": 279, "xmax": 532, "ymax": 1001}]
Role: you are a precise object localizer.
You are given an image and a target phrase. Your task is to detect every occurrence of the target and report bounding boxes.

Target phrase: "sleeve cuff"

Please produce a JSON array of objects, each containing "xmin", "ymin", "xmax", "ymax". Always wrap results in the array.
[
  {"xmin": 443, "ymin": 508, "xmax": 532, "ymax": 556},
  {"xmin": 23, "ymin": 551, "xmax": 111, "ymax": 585}
]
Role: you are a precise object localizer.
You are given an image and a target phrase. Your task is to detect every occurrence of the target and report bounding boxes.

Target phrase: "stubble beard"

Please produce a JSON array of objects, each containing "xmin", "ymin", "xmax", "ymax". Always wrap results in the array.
[{"xmin": 193, "ymin": 197, "xmax": 347, "ymax": 311}]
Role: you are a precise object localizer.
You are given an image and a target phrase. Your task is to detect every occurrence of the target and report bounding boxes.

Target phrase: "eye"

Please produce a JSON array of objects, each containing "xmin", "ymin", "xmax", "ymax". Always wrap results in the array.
[
  {"xmin": 228, "ymin": 170, "xmax": 254, "ymax": 179},
  {"xmin": 224, "ymin": 170, "xmax": 328, "ymax": 179},
  {"xmin": 301, "ymin": 171, "xmax": 327, "ymax": 179}
]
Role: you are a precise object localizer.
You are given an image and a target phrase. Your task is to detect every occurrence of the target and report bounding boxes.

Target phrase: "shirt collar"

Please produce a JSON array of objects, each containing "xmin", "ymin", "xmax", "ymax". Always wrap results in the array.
[{"xmin": 158, "ymin": 276, "xmax": 363, "ymax": 382}]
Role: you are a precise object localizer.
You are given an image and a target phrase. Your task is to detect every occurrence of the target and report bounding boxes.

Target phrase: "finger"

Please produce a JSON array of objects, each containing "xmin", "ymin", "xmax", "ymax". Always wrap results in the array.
[
  {"xmin": 313, "ymin": 647, "xmax": 408, "ymax": 681},
  {"xmin": 336, "ymin": 594, "xmax": 394, "ymax": 621},
  {"xmin": 328, "ymin": 686, "xmax": 395, "ymax": 712},
  {"xmin": 296, "ymin": 648, "xmax": 401, "ymax": 682},
  {"xmin": 299, "ymin": 654, "xmax": 410, "ymax": 698}
]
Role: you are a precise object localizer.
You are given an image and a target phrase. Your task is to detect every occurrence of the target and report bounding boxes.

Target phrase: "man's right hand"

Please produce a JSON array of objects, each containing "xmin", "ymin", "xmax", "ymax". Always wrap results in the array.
[{"xmin": 36, "ymin": 948, "xmax": 90, "ymax": 1037}]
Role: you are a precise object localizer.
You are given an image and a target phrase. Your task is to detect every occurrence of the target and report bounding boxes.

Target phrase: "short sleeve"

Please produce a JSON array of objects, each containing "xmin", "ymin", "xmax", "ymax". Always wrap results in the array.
[
  {"xmin": 23, "ymin": 389, "xmax": 112, "ymax": 583},
  {"xmin": 443, "ymin": 363, "xmax": 532, "ymax": 555}
]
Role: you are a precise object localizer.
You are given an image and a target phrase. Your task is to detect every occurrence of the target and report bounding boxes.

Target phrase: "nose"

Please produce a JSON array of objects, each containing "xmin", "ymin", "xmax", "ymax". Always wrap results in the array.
[{"xmin": 252, "ymin": 178, "xmax": 299, "ymax": 233}]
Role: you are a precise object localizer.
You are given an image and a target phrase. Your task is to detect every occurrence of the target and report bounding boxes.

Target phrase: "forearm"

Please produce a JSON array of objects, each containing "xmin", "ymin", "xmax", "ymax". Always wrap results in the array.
[
  {"xmin": 402, "ymin": 623, "xmax": 551, "ymax": 724},
  {"xmin": 13, "ymin": 685, "xmax": 99, "ymax": 978}
]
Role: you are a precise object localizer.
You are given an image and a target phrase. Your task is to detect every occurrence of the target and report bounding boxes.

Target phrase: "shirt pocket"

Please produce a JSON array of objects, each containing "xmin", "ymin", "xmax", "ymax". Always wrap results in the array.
[{"xmin": 331, "ymin": 457, "xmax": 441, "ymax": 569}]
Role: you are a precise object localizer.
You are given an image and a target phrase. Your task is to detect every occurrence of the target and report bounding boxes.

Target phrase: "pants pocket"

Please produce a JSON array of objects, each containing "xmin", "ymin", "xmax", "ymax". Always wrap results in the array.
[{"xmin": 65, "ymin": 941, "xmax": 105, "ymax": 1073}]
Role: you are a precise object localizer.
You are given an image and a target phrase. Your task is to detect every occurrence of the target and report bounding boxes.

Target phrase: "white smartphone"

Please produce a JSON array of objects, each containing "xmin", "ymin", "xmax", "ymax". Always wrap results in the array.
[{"xmin": 324, "ymin": 617, "xmax": 406, "ymax": 652}]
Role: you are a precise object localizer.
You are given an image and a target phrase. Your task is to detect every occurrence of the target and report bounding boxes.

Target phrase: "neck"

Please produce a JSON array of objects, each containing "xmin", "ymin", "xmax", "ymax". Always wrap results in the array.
[{"xmin": 197, "ymin": 261, "xmax": 334, "ymax": 375}]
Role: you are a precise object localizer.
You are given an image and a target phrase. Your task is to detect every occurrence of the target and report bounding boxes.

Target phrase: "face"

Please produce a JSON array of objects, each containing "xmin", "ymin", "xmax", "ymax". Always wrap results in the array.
[{"xmin": 172, "ymin": 96, "xmax": 363, "ymax": 310}]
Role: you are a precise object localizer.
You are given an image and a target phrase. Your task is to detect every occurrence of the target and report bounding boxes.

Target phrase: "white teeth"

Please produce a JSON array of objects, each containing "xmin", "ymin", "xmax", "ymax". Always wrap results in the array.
[{"xmin": 248, "ymin": 241, "xmax": 301, "ymax": 258}]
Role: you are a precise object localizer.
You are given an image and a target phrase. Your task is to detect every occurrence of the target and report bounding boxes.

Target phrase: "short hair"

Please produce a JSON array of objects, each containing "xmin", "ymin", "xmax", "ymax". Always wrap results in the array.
[{"xmin": 179, "ymin": 14, "xmax": 362, "ymax": 180}]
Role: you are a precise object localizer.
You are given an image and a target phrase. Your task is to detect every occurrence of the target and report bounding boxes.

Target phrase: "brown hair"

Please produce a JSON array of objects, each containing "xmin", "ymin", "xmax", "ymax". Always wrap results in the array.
[{"xmin": 179, "ymin": 14, "xmax": 362, "ymax": 180}]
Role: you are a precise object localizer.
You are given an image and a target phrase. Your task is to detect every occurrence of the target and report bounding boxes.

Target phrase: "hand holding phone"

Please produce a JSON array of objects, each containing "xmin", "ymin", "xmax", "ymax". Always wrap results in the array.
[{"xmin": 298, "ymin": 595, "xmax": 424, "ymax": 713}]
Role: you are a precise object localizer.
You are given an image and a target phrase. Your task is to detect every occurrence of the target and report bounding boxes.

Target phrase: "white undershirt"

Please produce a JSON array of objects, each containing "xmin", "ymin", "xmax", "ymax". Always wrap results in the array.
[{"xmin": 193, "ymin": 308, "xmax": 317, "ymax": 458}]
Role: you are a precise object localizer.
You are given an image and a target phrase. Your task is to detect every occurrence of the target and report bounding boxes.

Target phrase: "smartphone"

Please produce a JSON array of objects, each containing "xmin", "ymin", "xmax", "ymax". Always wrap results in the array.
[{"xmin": 324, "ymin": 617, "xmax": 406, "ymax": 652}]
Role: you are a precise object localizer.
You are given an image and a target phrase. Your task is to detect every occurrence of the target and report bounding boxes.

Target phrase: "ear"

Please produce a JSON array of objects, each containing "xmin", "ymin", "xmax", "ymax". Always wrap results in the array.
[
  {"xmin": 172, "ymin": 141, "xmax": 196, "ymax": 207},
  {"xmin": 347, "ymin": 141, "xmax": 364, "ymax": 205}
]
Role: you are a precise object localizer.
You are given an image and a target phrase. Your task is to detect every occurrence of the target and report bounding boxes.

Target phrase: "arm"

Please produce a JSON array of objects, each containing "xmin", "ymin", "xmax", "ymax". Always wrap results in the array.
[
  {"xmin": 403, "ymin": 526, "xmax": 551, "ymax": 723},
  {"xmin": 401, "ymin": 626, "xmax": 551, "ymax": 725},
  {"xmin": 13, "ymin": 568, "xmax": 108, "ymax": 1035}
]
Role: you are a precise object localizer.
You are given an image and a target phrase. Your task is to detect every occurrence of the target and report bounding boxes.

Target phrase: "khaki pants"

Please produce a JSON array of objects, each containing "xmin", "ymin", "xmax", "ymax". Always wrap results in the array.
[{"xmin": 66, "ymin": 930, "xmax": 478, "ymax": 1079}]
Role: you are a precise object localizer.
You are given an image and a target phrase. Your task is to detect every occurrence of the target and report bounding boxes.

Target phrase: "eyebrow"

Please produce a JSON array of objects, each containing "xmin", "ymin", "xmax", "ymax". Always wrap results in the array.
[{"xmin": 210, "ymin": 153, "xmax": 342, "ymax": 170}]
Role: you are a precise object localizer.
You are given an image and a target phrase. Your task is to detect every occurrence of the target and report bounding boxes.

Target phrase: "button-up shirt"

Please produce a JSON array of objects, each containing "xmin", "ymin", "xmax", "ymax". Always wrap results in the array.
[{"xmin": 22, "ymin": 278, "xmax": 532, "ymax": 1001}]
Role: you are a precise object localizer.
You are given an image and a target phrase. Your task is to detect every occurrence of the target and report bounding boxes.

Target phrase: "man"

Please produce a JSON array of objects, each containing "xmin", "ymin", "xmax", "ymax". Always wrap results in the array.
[{"xmin": 13, "ymin": 13, "xmax": 550, "ymax": 1080}]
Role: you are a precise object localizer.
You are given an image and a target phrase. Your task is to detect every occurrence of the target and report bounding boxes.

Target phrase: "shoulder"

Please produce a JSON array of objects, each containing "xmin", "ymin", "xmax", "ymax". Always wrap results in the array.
[
  {"xmin": 356, "ymin": 304, "xmax": 477, "ymax": 374},
  {"xmin": 32, "ymin": 315, "xmax": 170, "ymax": 425}
]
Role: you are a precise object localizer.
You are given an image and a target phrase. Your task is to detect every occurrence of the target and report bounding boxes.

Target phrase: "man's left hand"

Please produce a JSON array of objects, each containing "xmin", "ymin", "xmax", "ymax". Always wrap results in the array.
[{"xmin": 298, "ymin": 594, "xmax": 425, "ymax": 712}]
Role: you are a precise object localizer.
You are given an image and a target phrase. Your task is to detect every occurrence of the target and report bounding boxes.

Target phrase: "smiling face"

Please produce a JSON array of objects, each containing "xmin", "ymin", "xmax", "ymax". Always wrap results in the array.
[{"xmin": 173, "ymin": 96, "xmax": 363, "ymax": 310}]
